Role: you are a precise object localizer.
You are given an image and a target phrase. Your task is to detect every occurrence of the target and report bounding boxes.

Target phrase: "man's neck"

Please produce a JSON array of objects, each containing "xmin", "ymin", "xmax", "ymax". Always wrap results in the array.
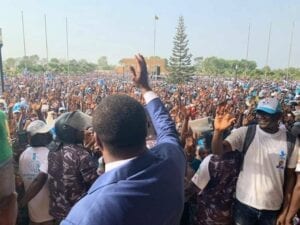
[
  {"xmin": 103, "ymin": 146, "xmax": 147, "ymax": 164},
  {"xmin": 260, "ymin": 126, "xmax": 279, "ymax": 134}
]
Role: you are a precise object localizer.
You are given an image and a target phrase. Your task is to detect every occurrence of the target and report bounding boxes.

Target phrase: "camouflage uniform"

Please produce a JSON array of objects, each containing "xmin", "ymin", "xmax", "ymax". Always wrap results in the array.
[
  {"xmin": 192, "ymin": 151, "xmax": 242, "ymax": 225},
  {"xmin": 48, "ymin": 144, "xmax": 98, "ymax": 221}
]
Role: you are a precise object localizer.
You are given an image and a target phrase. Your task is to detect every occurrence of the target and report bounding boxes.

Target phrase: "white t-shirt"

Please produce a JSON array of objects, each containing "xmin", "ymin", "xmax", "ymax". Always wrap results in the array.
[
  {"xmin": 19, "ymin": 146, "xmax": 53, "ymax": 223},
  {"xmin": 226, "ymin": 125, "xmax": 299, "ymax": 210},
  {"xmin": 191, "ymin": 154, "xmax": 212, "ymax": 191}
]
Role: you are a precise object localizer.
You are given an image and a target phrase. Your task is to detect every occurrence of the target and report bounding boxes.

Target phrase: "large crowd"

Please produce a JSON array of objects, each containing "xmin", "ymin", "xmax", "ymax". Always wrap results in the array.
[{"xmin": 0, "ymin": 54, "xmax": 300, "ymax": 225}]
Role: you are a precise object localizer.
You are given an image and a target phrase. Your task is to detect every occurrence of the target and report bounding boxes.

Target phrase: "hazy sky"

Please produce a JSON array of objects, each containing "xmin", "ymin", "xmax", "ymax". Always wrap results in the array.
[{"xmin": 0, "ymin": 0, "xmax": 299, "ymax": 68}]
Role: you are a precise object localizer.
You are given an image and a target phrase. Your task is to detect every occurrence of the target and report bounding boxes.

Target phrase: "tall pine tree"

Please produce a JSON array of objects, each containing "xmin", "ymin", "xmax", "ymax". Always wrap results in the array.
[{"xmin": 168, "ymin": 16, "xmax": 194, "ymax": 83}]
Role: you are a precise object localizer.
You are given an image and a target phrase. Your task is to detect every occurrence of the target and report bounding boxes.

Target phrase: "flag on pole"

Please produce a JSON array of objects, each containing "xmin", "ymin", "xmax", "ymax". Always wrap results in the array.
[{"xmin": 155, "ymin": 15, "xmax": 159, "ymax": 20}]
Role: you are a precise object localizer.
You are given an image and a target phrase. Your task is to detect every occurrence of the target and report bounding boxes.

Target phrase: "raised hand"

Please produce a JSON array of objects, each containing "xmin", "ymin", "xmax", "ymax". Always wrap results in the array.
[
  {"xmin": 130, "ymin": 54, "xmax": 151, "ymax": 92},
  {"xmin": 83, "ymin": 128, "xmax": 98, "ymax": 152},
  {"xmin": 242, "ymin": 108, "xmax": 256, "ymax": 126},
  {"xmin": 214, "ymin": 102, "xmax": 236, "ymax": 132},
  {"xmin": 180, "ymin": 106, "xmax": 191, "ymax": 120},
  {"xmin": 31, "ymin": 102, "xmax": 42, "ymax": 112}
]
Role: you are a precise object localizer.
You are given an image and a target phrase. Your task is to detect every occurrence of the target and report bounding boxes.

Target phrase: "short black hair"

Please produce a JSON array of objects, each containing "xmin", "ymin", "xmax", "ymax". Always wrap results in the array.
[
  {"xmin": 93, "ymin": 95, "xmax": 147, "ymax": 156},
  {"xmin": 29, "ymin": 132, "xmax": 53, "ymax": 147}
]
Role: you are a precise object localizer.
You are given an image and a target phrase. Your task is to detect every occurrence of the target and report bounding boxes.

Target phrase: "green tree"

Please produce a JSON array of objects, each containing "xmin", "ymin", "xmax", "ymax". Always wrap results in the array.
[
  {"xmin": 97, "ymin": 56, "xmax": 115, "ymax": 70},
  {"xmin": 97, "ymin": 56, "xmax": 108, "ymax": 69},
  {"xmin": 262, "ymin": 65, "xmax": 271, "ymax": 77},
  {"xmin": 201, "ymin": 57, "xmax": 257, "ymax": 78},
  {"xmin": 4, "ymin": 58, "xmax": 17, "ymax": 76},
  {"xmin": 168, "ymin": 16, "xmax": 194, "ymax": 83},
  {"xmin": 194, "ymin": 57, "xmax": 203, "ymax": 74},
  {"xmin": 202, "ymin": 57, "xmax": 219, "ymax": 75},
  {"xmin": 48, "ymin": 58, "xmax": 62, "ymax": 74}
]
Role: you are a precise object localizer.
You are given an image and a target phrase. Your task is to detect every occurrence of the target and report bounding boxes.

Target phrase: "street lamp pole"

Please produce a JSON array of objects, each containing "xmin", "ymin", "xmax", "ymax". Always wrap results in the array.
[
  {"xmin": 66, "ymin": 17, "xmax": 70, "ymax": 76},
  {"xmin": 153, "ymin": 15, "xmax": 159, "ymax": 77},
  {"xmin": 0, "ymin": 28, "xmax": 4, "ymax": 93},
  {"xmin": 287, "ymin": 22, "xmax": 295, "ymax": 81}
]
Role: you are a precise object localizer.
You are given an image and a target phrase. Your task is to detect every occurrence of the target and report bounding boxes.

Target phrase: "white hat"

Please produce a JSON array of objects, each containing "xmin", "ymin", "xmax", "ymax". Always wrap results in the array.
[
  {"xmin": 59, "ymin": 107, "xmax": 66, "ymax": 112},
  {"xmin": 292, "ymin": 111, "xmax": 300, "ymax": 121},
  {"xmin": 0, "ymin": 99, "xmax": 6, "ymax": 105},
  {"xmin": 26, "ymin": 120, "xmax": 52, "ymax": 136}
]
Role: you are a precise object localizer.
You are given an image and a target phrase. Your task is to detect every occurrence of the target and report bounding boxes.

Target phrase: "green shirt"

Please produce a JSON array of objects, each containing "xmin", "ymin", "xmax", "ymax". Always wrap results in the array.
[{"xmin": 0, "ymin": 110, "xmax": 12, "ymax": 165}]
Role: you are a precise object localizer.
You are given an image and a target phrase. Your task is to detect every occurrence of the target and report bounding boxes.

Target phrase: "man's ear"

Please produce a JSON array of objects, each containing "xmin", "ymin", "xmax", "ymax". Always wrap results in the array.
[{"xmin": 95, "ymin": 133, "xmax": 103, "ymax": 153}]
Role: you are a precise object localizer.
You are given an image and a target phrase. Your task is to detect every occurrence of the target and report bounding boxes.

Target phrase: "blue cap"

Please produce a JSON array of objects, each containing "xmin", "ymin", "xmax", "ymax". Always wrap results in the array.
[{"xmin": 256, "ymin": 98, "xmax": 282, "ymax": 114}]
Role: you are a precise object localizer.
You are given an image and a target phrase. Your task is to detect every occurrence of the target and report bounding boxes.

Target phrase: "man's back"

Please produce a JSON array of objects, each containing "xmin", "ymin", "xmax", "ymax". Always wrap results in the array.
[
  {"xmin": 48, "ymin": 144, "xmax": 98, "ymax": 220},
  {"xmin": 19, "ymin": 146, "xmax": 53, "ymax": 223},
  {"xmin": 62, "ymin": 97, "xmax": 185, "ymax": 225},
  {"xmin": 192, "ymin": 152, "xmax": 242, "ymax": 225}
]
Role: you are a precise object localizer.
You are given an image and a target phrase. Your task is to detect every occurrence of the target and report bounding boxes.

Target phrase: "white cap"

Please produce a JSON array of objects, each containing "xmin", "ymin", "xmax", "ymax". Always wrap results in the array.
[
  {"xmin": 59, "ymin": 107, "xmax": 66, "ymax": 112},
  {"xmin": 26, "ymin": 120, "xmax": 52, "ymax": 136},
  {"xmin": 292, "ymin": 111, "xmax": 300, "ymax": 121}
]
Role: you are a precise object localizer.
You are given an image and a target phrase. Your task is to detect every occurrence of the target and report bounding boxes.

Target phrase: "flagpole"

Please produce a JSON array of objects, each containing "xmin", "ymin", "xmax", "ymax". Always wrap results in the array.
[
  {"xmin": 21, "ymin": 11, "xmax": 27, "ymax": 69},
  {"xmin": 287, "ymin": 22, "xmax": 295, "ymax": 81},
  {"xmin": 154, "ymin": 16, "xmax": 157, "ymax": 57},
  {"xmin": 153, "ymin": 15, "xmax": 158, "ymax": 77},
  {"xmin": 66, "ymin": 17, "xmax": 70, "ymax": 76},
  {"xmin": 265, "ymin": 22, "xmax": 272, "ymax": 78},
  {"xmin": 246, "ymin": 23, "xmax": 251, "ymax": 60},
  {"xmin": 44, "ymin": 14, "xmax": 49, "ymax": 68},
  {"xmin": 245, "ymin": 23, "xmax": 251, "ymax": 77}
]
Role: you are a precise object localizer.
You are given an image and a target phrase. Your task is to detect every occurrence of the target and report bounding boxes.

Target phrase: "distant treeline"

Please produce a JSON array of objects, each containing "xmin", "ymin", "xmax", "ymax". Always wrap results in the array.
[
  {"xmin": 3, "ymin": 55, "xmax": 115, "ymax": 76},
  {"xmin": 3, "ymin": 55, "xmax": 300, "ymax": 80},
  {"xmin": 194, "ymin": 56, "xmax": 300, "ymax": 80}
]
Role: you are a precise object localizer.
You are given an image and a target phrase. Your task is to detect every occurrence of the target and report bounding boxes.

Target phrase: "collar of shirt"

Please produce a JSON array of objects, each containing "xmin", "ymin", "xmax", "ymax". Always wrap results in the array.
[
  {"xmin": 105, "ymin": 157, "xmax": 137, "ymax": 172},
  {"xmin": 143, "ymin": 91, "xmax": 158, "ymax": 104}
]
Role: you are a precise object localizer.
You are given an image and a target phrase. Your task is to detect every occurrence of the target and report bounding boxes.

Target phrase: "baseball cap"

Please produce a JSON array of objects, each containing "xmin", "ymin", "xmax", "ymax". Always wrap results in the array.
[
  {"xmin": 26, "ymin": 120, "xmax": 52, "ymax": 136},
  {"xmin": 255, "ymin": 97, "xmax": 282, "ymax": 115},
  {"xmin": 12, "ymin": 103, "xmax": 21, "ymax": 114}
]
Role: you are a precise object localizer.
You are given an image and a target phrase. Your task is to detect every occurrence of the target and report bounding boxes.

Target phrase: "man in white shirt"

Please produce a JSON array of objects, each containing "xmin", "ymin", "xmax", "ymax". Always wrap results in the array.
[
  {"xmin": 19, "ymin": 120, "xmax": 54, "ymax": 225},
  {"xmin": 212, "ymin": 98, "xmax": 299, "ymax": 225}
]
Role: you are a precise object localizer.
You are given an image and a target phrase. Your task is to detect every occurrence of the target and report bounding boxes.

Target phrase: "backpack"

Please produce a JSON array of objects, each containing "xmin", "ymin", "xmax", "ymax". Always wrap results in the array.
[{"xmin": 240, "ymin": 125, "xmax": 296, "ymax": 170}]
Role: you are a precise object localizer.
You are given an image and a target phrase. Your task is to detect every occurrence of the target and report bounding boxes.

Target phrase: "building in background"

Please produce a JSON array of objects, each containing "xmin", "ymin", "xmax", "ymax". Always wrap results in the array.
[{"xmin": 115, "ymin": 56, "xmax": 168, "ymax": 76}]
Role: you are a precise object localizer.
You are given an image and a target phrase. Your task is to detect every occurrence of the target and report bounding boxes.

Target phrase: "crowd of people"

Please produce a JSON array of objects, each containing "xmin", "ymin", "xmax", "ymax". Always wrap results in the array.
[{"xmin": 0, "ymin": 54, "xmax": 299, "ymax": 225}]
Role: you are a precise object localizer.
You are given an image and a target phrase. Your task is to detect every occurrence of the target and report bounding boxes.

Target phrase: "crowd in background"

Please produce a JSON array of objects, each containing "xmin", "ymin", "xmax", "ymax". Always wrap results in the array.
[{"xmin": 0, "ymin": 71, "xmax": 300, "ymax": 225}]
